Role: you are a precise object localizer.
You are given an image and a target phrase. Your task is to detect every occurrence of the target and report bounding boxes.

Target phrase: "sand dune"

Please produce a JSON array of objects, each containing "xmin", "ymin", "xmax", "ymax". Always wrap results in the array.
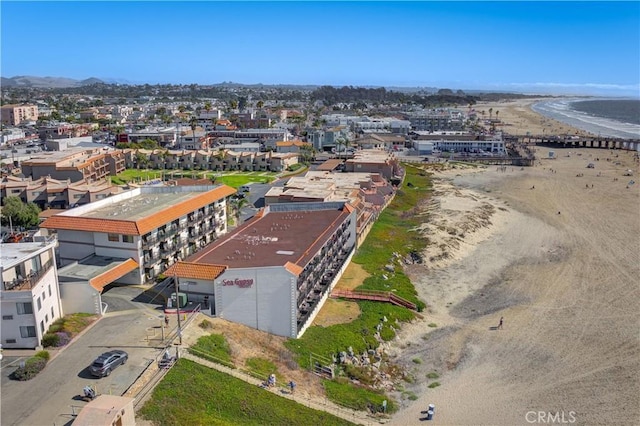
[{"xmin": 389, "ymin": 147, "xmax": 640, "ymax": 425}]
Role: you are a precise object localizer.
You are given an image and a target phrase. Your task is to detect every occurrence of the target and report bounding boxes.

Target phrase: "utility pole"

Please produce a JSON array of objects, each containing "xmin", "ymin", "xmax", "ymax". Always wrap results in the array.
[{"xmin": 174, "ymin": 272, "xmax": 182, "ymax": 347}]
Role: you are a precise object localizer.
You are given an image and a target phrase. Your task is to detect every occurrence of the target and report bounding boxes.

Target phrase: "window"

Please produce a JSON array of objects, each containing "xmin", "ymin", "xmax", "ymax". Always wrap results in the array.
[
  {"xmin": 51, "ymin": 307, "xmax": 54, "ymax": 318},
  {"xmin": 122, "ymin": 235, "xmax": 134, "ymax": 243},
  {"xmin": 2, "ymin": 315, "xmax": 13, "ymax": 320},
  {"xmin": 32, "ymin": 191, "xmax": 42, "ymax": 196},
  {"xmin": 40, "ymin": 321, "xmax": 45, "ymax": 333},
  {"xmin": 16, "ymin": 302, "xmax": 33, "ymax": 315},
  {"xmin": 11, "ymin": 189, "xmax": 21, "ymax": 194},
  {"xmin": 37, "ymin": 297, "xmax": 42, "ymax": 311},
  {"xmin": 19, "ymin": 326, "xmax": 36, "ymax": 338},
  {"xmin": 108, "ymin": 234, "xmax": 119, "ymax": 242},
  {"xmin": 45, "ymin": 314, "xmax": 49, "ymax": 323},
  {"xmin": 42, "ymin": 291, "xmax": 46, "ymax": 301},
  {"xmin": 48, "ymin": 284, "xmax": 52, "ymax": 297},
  {"xmin": 73, "ymin": 193, "xmax": 83, "ymax": 199}
]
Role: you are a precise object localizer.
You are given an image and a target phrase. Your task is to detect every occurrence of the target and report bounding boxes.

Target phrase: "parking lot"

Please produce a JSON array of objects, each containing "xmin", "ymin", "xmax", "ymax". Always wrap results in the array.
[{"xmin": 0, "ymin": 286, "xmax": 166, "ymax": 426}]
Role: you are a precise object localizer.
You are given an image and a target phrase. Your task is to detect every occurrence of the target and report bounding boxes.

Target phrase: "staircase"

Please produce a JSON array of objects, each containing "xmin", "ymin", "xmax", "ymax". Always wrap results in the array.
[{"xmin": 330, "ymin": 289, "xmax": 418, "ymax": 310}]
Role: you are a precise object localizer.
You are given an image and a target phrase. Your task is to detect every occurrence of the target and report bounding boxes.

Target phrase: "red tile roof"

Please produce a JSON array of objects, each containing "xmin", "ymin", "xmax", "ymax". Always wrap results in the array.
[
  {"xmin": 164, "ymin": 261, "xmax": 226, "ymax": 280},
  {"xmin": 89, "ymin": 258, "xmax": 139, "ymax": 292},
  {"xmin": 41, "ymin": 186, "xmax": 236, "ymax": 235}
]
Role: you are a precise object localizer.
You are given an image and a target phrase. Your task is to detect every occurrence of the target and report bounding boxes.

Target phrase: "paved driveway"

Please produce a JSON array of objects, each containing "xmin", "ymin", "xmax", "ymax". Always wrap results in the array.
[{"xmin": 0, "ymin": 286, "xmax": 166, "ymax": 426}]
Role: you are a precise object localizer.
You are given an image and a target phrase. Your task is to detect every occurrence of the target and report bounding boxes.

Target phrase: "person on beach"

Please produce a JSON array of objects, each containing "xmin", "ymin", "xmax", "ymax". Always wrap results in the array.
[{"xmin": 498, "ymin": 317, "xmax": 504, "ymax": 330}]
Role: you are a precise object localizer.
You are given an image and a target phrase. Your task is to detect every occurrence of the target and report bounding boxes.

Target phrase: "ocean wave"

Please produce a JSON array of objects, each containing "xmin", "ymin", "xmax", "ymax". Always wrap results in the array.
[{"xmin": 532, "ymin": 99, "xmax": 640, "ymax": 139}]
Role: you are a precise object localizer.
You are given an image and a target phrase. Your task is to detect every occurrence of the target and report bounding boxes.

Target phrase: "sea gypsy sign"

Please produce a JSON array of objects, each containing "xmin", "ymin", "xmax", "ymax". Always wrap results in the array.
[{"xmin": 221, "ymin": 277, "xmax": 254, "ymax": 288}]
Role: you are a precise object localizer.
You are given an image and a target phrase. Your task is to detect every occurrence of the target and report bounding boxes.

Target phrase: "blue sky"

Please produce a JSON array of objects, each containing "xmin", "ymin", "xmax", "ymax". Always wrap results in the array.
[{"xmin": 2, "ymin": 1, "xmax": 639, "ymax": 96}]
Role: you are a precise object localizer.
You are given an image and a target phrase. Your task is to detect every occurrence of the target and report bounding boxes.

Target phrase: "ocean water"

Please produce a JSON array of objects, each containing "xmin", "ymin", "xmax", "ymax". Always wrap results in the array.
[{"xmin": 532, "ymin": 98, "xmax": 640, "ymax": 139}]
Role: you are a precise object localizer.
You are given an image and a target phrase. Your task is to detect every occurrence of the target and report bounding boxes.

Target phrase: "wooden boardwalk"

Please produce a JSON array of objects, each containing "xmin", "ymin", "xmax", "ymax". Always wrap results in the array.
[{"xmin": 331, "ymin": 289, "xmax": 417, "ymax": 310}]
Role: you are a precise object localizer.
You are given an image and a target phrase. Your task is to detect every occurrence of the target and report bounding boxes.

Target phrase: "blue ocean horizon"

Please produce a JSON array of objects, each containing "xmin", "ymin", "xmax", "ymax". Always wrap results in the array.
[{"xmin": 532, "ymin": 98, "xmax": 640, "ymax": 139}]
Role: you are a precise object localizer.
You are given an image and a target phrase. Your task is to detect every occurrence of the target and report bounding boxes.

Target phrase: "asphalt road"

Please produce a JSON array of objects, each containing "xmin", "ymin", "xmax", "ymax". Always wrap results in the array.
[{"xmin": 0, "ymin": 286, "xmax": 166, "ymax": 426}]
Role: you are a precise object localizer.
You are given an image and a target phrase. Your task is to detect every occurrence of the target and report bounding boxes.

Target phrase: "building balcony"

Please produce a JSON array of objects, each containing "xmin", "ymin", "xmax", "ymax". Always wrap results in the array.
[
  {"xmin": 142, "ymin": 236, "xmax": 158, "ymax": 248},
  {"xmin": 3, "ymin": 258, "xmax": 54, "ymax": 291}
]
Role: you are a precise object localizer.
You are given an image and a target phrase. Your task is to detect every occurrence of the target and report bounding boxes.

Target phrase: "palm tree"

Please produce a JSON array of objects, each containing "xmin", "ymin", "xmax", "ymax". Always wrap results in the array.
[
  {"xmin": 229, "ymin": 196, "xmax": 249, "ymax": 227},
  {"xmin": 495, "ymin": 110, "xmax": 499, "ymax": 121},
  {"xmin": 204, "ymin": 101, "xmax": 212, "ymax": 113},
  {"xmin": 335, "ymin": 137, "xmax": 346, "ymax": 159},
  {"xmin": 189, "ymin": 116, "xmax": 199, "ymax": 146},
  {"xmin": 489, "ymin": 107, "xmax": 493, "ymax": 120}
]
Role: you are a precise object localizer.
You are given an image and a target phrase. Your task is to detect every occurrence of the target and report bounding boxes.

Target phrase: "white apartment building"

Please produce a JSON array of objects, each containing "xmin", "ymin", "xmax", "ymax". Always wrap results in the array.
[
  {"xmin": 1, "ymin": 240, "xmax": 63, "ymax": 349},
  {"xmin": 41, "ymin": 185, "xmax": 236, "ymax": 284}
]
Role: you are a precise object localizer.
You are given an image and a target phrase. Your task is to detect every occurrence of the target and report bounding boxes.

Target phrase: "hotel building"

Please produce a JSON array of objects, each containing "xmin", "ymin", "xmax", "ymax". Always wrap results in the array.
[{"xmin": 167, "ymin": 202, "xmax": 357, "ymax": 338}]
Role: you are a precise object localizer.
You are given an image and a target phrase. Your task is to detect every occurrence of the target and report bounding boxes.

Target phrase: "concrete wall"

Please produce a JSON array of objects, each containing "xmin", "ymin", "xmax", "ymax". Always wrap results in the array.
[
  {"xmin": 59, "ymin": 281, "xmax": 102, "ymax": 315},
  {"xmin": 214, "ymin": 266, "xmax": 295, "ymax": 337},
  {"xmin": 57, "ymin": 230, "xmax": 95, "ymax": 265}
]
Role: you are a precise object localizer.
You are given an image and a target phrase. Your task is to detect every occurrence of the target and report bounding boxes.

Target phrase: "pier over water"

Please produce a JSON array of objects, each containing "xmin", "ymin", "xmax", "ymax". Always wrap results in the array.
[{"xmin": 505, "ymin": 134, "xmax": 640, "ymax": 151}]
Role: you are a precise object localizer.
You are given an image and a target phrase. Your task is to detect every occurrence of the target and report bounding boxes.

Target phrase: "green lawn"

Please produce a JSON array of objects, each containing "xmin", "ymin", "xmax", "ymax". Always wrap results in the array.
[
  {"xmin": 139, "ymin": 359, "xmax": 356, "ymax": 426},
  {"xmin": 110, "ymin": 169, "xmax": 277, "ymax": 188}
]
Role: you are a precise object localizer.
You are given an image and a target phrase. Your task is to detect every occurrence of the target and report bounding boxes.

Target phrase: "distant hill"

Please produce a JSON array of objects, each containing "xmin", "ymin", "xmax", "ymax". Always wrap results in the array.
[{"xmin": 0, "ymin": 75, "xmax": 105, "ymax": 88}]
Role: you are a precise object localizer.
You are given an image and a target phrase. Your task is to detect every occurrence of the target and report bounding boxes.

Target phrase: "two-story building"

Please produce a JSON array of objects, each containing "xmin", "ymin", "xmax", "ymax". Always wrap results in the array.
[{"xmin": 1, "ymin": 240, "xmax": 63, "ymax": 349}]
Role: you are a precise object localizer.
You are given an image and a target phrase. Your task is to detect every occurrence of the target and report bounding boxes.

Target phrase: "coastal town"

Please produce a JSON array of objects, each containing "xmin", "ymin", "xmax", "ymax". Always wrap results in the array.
[{"xmin": 1, "ymin": 82, "xmax": 639, "ymax": 426}]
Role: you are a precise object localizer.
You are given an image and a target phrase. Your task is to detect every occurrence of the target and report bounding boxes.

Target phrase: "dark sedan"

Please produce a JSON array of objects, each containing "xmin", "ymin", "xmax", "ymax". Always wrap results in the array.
[{"xmin": 89, "ymin": 350, "xmax": 128, "ymax": 377}]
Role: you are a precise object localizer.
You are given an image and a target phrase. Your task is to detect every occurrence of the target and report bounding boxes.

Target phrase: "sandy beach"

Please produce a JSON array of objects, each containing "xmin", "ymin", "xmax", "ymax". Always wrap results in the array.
[
  {"xmin": 387, "ymin": 146, "xmax": 640, "ymax": 425},
  {"xmin": 474, "ymin": 98, "xmax": 595, "ymax": 136}
]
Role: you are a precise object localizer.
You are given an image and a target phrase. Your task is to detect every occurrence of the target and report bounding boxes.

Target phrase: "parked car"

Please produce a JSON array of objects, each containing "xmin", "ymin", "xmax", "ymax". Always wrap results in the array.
[{"xmin": 89, "ymin": 350, "xmax": 128, "ymax": 377}]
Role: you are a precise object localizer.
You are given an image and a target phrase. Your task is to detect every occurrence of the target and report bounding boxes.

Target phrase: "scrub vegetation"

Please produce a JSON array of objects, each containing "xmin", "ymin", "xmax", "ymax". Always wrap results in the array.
[{"xmin": 139, "ymin": 359, "xmax": 356, "ymax": 426}]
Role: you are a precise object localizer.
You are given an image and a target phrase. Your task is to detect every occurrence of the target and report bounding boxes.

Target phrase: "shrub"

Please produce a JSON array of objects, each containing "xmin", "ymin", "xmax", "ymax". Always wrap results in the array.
[
  {"xmin": 11, "ymin": 357, "xmax": 47, "ymax": 381},
  {"xmin": 55, "ymin": 331, "xmax": 71, "ymax": 347},
  {"xmin": 428, "ymin": 381, "xmax": 440, "ymax": 388},
  {"xmin": 412, "ymin": 358, "xmax": 422, "ymax": 364},
  {"xmin": 41, "ymin": 333, "xmax": 59, "ymax": 348},
  {"xmin": 428, "ymin": 323, "xmax": 438, "ymax": 328},
  {"xmin": 34, "ymin": 350, "xmax": 50, "ymax": 361},
  {"xmin": 198, "ymin": 319, "xmax": 212, "ymax": 329},
  {"xmin": 426, "ymin": 372, "xmax": 439, "ymax": 379},
  {"xmin": 48, "ymin": 323, "xmax": 63, "ymax": 333}
]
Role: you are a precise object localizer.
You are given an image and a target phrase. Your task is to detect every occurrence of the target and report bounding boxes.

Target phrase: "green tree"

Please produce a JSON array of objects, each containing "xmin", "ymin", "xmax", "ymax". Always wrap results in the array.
[
  {"xmin": 299, "ymin": 143, "xmax": 316, "ymax": 165},
  {"xmin": 1, "ymin": 196, "xmax": 41, "ymax": 229},
  {"xmin": 256, "ymin": 100, "xmax": 264, "ymax": 109}
]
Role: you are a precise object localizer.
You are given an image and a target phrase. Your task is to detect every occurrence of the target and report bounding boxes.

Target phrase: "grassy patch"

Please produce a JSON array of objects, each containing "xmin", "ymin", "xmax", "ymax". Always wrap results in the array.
[
  {"xmin": 428, "ymin": 323, "xmax": 438, "ymax": 328},
  {"xmin": 110, "ymin": 168, "xmax": 277, "ymax": 188},
  {"xmin": 140, "ymin": 359, "xmax": 355, "ymax": 425},
  {"xmin": 207, "ymin": 172, "xmax": 276, "ymax": 188},
  {"xmin": 428, "ymin": 382, "xmax": 441, "ymax": 389},
  {"xmin": 188, "ymin": 333, "xmax": 234, "ymax": 368},
  {"xmin": 44, "ymin": 313, "xmax": 97, "ymax": 345},
  {"xmin": 285, "ymin": 166, "xmax": 432, "ymax": 368},
  {"xmin": 412, "ymin": 358, "xmax": 422, "ymax": 364},
  {"xmin": 323, "ymin": 378, "xmax": 396, "ymax": 414},
  {"xmin": 244, "ymin": 357, "xmax": 281, "ymax": 382},
  {"xmin": 426, "ymin": 372, "xmax": 440, "ymax": 379}
]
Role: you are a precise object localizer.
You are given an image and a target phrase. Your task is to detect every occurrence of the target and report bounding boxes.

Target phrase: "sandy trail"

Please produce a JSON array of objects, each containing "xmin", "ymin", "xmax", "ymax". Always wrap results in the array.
[{"xmin": 389, "ymin": 147, "xmax": 640, "ymax": 425}]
